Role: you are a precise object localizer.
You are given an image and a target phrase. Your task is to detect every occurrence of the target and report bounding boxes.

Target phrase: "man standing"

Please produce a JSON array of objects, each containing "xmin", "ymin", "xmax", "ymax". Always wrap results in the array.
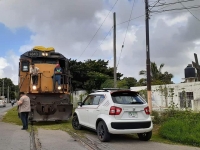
[
  {"xmin": 53, "ymin": 63, "xmax": 62, "ymax": 91},
  {"xmin": 17, "ymin": 92, "xmax": 31, "ymax": 130},
  {"xmin": 30, "ymin": 63, "xmax": 39, "ymax": 85},
  {"xmin": 11, "ymin": 100, "xmax": 14, "ymax": 107}
]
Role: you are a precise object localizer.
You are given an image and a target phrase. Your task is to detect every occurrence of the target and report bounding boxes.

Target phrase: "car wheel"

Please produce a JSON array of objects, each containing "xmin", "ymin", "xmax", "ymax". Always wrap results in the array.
[
  {"xmin": 72, "ymin": 115, "xmax": 82, "ymax": 130},
  {"xmin": 137, "ymin": 131, "xmax": 152, "ymax": 141},
  {"xmin": 97, "ymin": 121, "xmax": 110, "ymax": 142}
]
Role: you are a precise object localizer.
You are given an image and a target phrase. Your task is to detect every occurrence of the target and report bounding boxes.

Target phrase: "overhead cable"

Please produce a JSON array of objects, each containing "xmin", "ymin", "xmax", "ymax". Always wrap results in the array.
[
  {"xmin": 178, "ymin": 0, "xmax": 200, "ymax": 22},
  {"xmin": 77, "ymin": 0, "xmax": 119, "ymax": 60},
  {"xmin": 117, "ymin": 0, "xmax": 135, "ymax": 68}
]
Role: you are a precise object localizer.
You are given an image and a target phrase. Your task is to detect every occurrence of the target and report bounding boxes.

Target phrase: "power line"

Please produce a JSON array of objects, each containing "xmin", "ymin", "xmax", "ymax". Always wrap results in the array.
[
  {"xmin": 77, "ymin": 0, "xmax": 119, "ymax": 60},
  {"xmin": 178, "ymin": 0, "xmax": 200, "ymax": 22},
  {"xmin": 151, "ymin": 5, "xmax": 200, "ymax": 13},
  {"xmin": 116, "ymin": 15, "xmax": 145, "ymax": 26},
  {"xmin": 90, "ymin": 27, "xmax": 113, "ymax": 57},
  {"xmin": 153, "ymin": 8, "xmax": 200, "ymax": 15},
  {"xmin": 149, "ymin": 0, "xmax": 195, "ymax": 7},
  {"xmin": 149, "ymin": 0, "xmax": 161, "ymax": 11},
  {"xmin": 117, "ymin": 0, "xmax": 135, "ymax": 68}
]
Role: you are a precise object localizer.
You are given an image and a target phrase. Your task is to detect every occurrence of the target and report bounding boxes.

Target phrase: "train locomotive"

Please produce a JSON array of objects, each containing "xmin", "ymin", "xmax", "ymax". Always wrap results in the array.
[{"xmin": 18, "ymin": 46, "xmax": 73, "ymax": 122}]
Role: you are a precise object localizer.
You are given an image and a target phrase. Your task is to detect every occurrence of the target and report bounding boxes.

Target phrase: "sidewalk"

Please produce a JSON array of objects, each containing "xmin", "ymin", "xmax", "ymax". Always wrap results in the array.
[{"xmin": 0, "ymin": 122, "xmax": 30, "ymax": 150}]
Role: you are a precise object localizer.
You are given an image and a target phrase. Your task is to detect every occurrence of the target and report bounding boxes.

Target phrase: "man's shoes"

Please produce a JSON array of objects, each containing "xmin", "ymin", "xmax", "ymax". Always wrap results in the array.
[{"xmin": 21, "ymin": 128, "xmax": 28, "ymax": 130}]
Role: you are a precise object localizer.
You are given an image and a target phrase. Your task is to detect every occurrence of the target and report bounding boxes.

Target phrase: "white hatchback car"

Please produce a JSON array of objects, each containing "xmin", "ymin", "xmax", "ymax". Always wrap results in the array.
[
  {"xmin": 0, "ymin": 100, "xmax": 6, "ymax": 107},
  {"xmin": 72, "ymin": 89, "xmax": 153, "ymax": 142}
]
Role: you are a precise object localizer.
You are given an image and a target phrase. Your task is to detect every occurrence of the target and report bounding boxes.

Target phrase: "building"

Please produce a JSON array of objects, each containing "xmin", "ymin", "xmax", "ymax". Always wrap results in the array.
[
  {"xmin": 131, "ymin": 64, "xmax": 200, "ymax": 111},
  {"xmin": 131, "ymin": 82, "xmax": 200, "ymax": 111}
]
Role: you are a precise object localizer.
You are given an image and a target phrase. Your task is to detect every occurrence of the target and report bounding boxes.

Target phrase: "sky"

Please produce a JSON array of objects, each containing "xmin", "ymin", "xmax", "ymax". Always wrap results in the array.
[{"xmin": 0, "ymin": 0, "xmax": 199, "ymax": 85}]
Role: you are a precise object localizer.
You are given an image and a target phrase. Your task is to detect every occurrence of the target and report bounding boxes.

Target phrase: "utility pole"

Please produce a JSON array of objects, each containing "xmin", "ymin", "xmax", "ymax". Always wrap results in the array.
[
  {"xmin": 113, "ymin": 12, "xmax": 117, "ymax": 88},
  {"xmin": 7, "ymin": 86, "xmax": 9, "ymax": 103},
  {"xmin": 2, "ymin": 79, "xmax": 4, "ymax": 97},
  {"xmin": 145, "ymin": 0, "xmax": 152, "ymax": 114}
]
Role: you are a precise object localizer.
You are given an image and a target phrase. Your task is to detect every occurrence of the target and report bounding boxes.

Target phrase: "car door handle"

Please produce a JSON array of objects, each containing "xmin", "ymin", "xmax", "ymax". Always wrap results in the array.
[{"xmin": 96, "ymin": 110, "xmax": 100, "ymax": 111}]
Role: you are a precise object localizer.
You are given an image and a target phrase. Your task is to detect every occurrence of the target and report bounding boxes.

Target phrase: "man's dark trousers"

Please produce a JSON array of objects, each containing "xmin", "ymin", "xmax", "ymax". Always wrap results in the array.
[
  {"xmin": 20, "ymin": 112, "xmax": 29, "ymax": 129},
  {"xmin": 32, "ymin": 75, "xmax": 38, "ymax": 85}
]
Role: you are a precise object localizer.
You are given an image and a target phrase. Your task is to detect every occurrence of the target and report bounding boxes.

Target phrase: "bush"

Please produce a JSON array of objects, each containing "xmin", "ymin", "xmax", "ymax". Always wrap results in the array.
[{"xmin": 159, "ymin": 110, "xmax": 200, "ymax": 147}]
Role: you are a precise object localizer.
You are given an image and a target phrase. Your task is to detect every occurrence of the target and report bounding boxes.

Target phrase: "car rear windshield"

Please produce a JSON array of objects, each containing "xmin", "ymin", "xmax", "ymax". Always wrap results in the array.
[{"xmin": 111, "ymin": 92, "xmax": 146, "ymax": 104}]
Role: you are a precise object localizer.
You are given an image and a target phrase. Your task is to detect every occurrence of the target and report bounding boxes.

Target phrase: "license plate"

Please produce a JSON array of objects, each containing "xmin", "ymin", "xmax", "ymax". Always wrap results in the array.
[{"xmin": 129, "ymin": 112, "xmax": 137, "ymax": 117}]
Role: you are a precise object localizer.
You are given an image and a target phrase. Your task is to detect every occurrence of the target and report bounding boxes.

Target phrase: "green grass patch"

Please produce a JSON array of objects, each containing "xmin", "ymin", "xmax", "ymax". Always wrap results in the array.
[
  {"xmin": 2, "ymin": 106, "xmax": 22, "ymax": 125},
  {"xmin": 159, "ymin": 110, "xmax": 200, "ymax": 147}
]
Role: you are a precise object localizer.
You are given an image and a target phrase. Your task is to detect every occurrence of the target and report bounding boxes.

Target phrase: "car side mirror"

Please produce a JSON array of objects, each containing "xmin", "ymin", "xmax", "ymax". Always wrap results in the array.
[{"xmin": 77, "ymin": 102, "xmax": 82, "ymax": 107}]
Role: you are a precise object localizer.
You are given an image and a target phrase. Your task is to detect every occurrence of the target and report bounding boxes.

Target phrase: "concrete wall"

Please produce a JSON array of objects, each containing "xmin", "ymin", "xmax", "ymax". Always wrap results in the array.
[
  {"xmin": 131, "ymin": 82, "xmax": 200, "ymax": 111},
  {"xmin": 71, "ymin": 90, "xmax": 87, "ymax": 108},
  {"xmin": 192, "ymin": 99, "xmax": 200, "ymax": 111}
]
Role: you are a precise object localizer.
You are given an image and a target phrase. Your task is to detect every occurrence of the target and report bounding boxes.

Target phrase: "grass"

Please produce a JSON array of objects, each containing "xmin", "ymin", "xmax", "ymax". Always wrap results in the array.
[
  {"xmin": 2, "ymin": 106, "xmax": 190, "ymax": 146},
  {"xmin": 159, "ymin": 111, "xmax": 200, "ymax": 147}
]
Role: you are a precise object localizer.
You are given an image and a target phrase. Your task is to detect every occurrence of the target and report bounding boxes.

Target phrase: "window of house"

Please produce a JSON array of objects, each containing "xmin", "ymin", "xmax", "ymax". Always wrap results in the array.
[{"xmin": 179, "ymin": 92, "xmax": 193, "ymax": 108}]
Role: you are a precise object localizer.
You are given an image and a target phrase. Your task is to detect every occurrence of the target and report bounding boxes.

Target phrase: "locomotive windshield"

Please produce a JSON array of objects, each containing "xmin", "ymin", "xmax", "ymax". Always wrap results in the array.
[{"xmin": 32, "ymin": 58, "xmax": 58, "ymax": 64}]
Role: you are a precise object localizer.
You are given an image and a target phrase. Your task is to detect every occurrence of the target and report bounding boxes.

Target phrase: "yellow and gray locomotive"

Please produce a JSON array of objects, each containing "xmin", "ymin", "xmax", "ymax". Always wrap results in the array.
[{"xmin": 19, "ymin": 46, "xmax": 73, "ymax": 121}]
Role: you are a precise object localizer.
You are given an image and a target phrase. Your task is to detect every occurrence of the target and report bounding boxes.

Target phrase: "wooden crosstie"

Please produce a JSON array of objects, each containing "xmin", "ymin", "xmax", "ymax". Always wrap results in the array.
[{"xmin": 192, "ymin": 53, "xmax": 200, "ymax": 81}]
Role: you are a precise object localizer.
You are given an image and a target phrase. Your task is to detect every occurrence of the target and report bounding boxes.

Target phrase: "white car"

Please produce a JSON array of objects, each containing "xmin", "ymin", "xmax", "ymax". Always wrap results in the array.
[
  {"xmin": 72, "ymin": 89, "xmax": 153, "ymax": 142},
  {"xmin": 0, "ymin": 100, "xmax": 6, "ymax": 107}
]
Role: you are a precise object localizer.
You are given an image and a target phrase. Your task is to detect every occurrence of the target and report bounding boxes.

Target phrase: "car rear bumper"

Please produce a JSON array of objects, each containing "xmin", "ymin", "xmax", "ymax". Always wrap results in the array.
[{"xmin": 106, "ymin": 120, "xmax": 153, "ymax": 134}]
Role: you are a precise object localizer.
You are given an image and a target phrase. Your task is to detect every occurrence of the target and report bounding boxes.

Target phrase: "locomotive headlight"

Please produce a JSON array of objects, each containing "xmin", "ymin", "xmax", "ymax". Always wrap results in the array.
[
  {"xmin": 58, "ymin": 86, "xmax": 61, "ymax": 90},
  {"xmin": 45, "ymin": 53, "xmax": 48, "ymax": 56},
  {"xmin": 42, "ymin": 52, "xmax": 45, "ymax": 56},
  {"xmin": 32, "ymin": 85, "xmax": 37, "ymax": 90}
]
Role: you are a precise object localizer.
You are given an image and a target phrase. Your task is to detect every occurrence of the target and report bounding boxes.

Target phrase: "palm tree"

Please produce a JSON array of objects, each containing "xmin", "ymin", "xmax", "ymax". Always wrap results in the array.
[{"xmin": 139, "ymin": 62, "xmax": 173, "ymax": 85}]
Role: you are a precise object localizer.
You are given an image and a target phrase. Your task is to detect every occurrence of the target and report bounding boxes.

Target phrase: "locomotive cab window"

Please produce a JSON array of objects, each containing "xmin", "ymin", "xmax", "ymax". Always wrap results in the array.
[{"xmin": 21, "ymin": 61, "xmax": 30, "ymax": 72}]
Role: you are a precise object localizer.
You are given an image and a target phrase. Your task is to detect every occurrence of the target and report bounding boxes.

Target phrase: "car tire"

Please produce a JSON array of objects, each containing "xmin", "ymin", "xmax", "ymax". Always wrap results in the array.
[
  {"xmin": 72, "ymin": 115, "xmax": 82, "ymax": 130},
  {"xmin": 137, "ymin": 131, "xmax": 152, "ymax": 141},
  {"xmin": 97, "ymin": 121, "xmax": 110, "ymax": 142}
]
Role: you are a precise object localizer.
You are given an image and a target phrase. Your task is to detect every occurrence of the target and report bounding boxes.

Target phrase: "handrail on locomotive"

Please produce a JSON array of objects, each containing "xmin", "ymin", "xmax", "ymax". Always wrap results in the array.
[{"xmin": 29, "ymin": 72, "xmax": 71, "ymax": 93}]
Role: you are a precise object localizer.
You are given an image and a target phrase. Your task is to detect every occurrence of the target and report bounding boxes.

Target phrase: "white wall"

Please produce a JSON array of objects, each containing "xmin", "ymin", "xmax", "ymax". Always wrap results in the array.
[
  {"xmin": 72, "ymin": 90, "xmax": 87, "ymax": 108},
  {"xmin": 131, "ymin": 82, "xmax": 200, "ymax": 111}
]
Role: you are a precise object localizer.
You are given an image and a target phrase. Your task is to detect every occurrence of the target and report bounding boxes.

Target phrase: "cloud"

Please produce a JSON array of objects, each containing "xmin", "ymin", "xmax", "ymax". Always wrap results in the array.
[
  {"xmin": 0, "ymin": 51, "xmax": 19, "ymax": 84},
  {"xmin": 0, "ymin": 0, "xmax": 200, "ymax": 85}
]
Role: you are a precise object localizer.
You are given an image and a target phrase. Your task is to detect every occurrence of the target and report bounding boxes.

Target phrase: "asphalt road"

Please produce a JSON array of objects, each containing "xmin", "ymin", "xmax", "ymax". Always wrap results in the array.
[
  {"xmin": 0, "ymin": 103, "xmax": 14, "ymax": 116},
  {"xmin": 83, "ymin": 133, "xmax": 200, "ymax": 150}
]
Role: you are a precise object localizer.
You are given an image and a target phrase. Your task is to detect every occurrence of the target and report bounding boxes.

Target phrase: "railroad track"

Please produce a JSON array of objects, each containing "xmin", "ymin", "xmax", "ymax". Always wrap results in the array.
[
  {"xmin": 29, "ymin": 122, "xmax": 100, "ymax": 150},
  {"xmin": 30, "ymin": 122, "xmax": 38, "ymax": 150}
]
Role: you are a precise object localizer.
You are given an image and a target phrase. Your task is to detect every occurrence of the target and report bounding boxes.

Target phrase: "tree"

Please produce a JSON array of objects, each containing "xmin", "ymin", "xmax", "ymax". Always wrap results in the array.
[
  {"xmin": 69, "ymin": 59, "xmax": 123, "ymax": 93},
  {"xmin": 139, "ymin": 62, "xmax": 173, "ymax": 85},
  {"xmin": 0, "ymin": 78, "xmax": 16, "ymax": 100},
  {"xmin": 101, "ymin": 77, "xmax": 137, "ymax": 89},
  {"xmin": 120, "ymin": 77, "xmax": 137, "ymax": 88},
  {"xmin": 137, "ymin": 78, "xmax": 147, "ymax": 86},
  {"xmin": 101, "ymin": 79, "xmax": 114, "ymax": 89}
]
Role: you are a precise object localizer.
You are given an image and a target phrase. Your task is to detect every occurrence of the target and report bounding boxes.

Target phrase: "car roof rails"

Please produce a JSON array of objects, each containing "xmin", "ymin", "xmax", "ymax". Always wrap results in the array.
[
  {"xmin": 93, "ymin": 88, "xmax": 131, "ymax": 93},
  {"xmin": 102, "ymin": 88, "xmax": 131, "ymax": 92}
]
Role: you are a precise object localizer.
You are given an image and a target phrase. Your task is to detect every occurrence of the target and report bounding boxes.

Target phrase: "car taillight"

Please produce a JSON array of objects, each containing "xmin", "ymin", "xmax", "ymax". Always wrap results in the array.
[
  {"xmin": 109, "ymin": 106, "xmax": 122, "ymax": 115},
  {"xmin": 144, "ymin": 106, "xmax": 150, "ymax": 115}
]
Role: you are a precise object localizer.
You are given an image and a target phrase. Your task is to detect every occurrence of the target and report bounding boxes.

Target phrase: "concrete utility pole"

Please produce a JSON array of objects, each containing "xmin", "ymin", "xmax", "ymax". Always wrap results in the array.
[
  {"xmin": 145, "ymin": 0, "xmax": 152, "ymax": 114},
  {"xmin": 2, "ymin": 79, "xmax": 4, "ymax": 97},
  {"xmin": 7, "ymin": 86, "xmax": 9, "ymax": 103},
  {"xmin": 113, "ymin": 12, "xmax": 117, "ymax": 88}
]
